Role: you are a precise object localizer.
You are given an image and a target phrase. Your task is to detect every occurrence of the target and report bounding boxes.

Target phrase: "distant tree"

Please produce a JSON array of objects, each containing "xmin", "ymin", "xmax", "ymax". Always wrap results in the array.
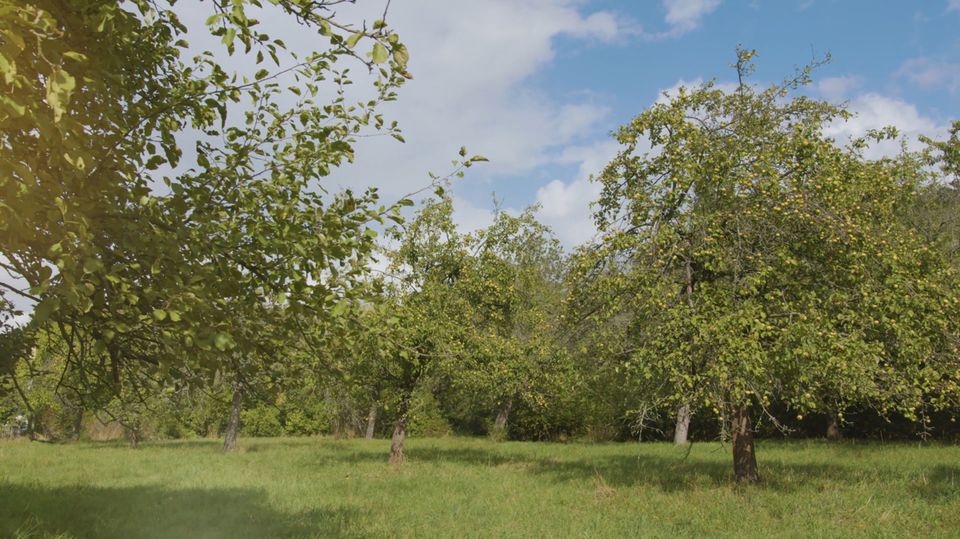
[
  {"xmin": 0, "ymin": 325, "xmax": 37, "ymax": 435},
  {"xmin": 454, "ymin": 208, "xmax": 569, "ymax": 440},
  {"xmin": 375, "ymin": 194, "xmax": 471, "ymax": 464},
  {"xmin": 588, "ymin": 49, "xmax": 960, "ymax": 482}
]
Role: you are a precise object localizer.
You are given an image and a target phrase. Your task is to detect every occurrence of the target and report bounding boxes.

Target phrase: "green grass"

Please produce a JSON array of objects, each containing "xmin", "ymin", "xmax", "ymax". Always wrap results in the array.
[{"xmin": 1, "ymin": 436, "xmax": 959, "ymax": 538}]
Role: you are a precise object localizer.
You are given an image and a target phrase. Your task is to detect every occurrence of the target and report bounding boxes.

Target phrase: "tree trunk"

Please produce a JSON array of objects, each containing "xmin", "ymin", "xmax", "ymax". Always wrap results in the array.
[
  {"xmin": 365, "ymin": 402, "xmax": 378, "ymax": 440},
  {"xmin": 490, "ymin": 395, "xmax": 514, "ymax": 441},
  {"xmin": 389, "ymin": 398, "xmax": 410, "ymax": 465},
  {"xmin": 72, "ymin": 406, "xmax": 84, "ymax": 441},
  {"xmin": 731, "ymin": 404, "xmax": 759, "ymax": 483},
  {"xmin": 673, "ymin": 404, "xmax": 691, "ymax": 445},
  {"xmin": 126, "ymin": 418, "xmax": 141, "ymax": 449},
  {"xmin": 223, "ymin": 386, "xmax": 243, "ymax": 453},
  {"xmin": 826, "ymin": 416, "xmax": 842, "ymax": 441},
  {"xmin": 675, "ymin": 254, "xmax": 695, "ymax": 448},
  {"xmin": 127, "ymin": 428, "xmax": 139, "ymax": 449}
]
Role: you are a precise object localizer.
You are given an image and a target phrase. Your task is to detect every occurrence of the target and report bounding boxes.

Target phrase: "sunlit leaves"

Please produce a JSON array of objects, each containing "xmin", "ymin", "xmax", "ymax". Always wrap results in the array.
[{"xmin": 0, "ymin": 0, "xmax": 412, "ymax": 406}]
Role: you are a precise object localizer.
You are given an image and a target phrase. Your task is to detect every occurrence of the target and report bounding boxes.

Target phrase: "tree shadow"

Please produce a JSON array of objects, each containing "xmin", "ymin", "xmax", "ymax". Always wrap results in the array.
[
  {"xmin": 73, "ymin": 438, "xmax": 317, "ymax": 452},
  {"xmin": 75, "ymin": 438, "xmax": 224, "ymax": 451},
  {"xmin": 0, "ymin": 483, "xmax": 362, "ymax": 538},
  {"xmin": 910, "ymin": 465, "xmax": 960, "ymax": 502},
  {"xmin": 321, "ymin": 440, "xmax": 960, "ymax": 496}
]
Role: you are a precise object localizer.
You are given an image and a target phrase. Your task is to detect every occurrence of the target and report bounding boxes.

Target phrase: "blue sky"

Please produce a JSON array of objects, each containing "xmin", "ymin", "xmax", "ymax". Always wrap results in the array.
[{"xmin": 324, "ymin": 0, "xmax": 958, "ymax": 247}]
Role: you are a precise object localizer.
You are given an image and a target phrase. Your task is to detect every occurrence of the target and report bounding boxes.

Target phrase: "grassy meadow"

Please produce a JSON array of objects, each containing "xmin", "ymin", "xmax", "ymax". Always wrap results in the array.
[{"xmin": 1, "ymin": 436, "xmax": 959, "ymax": 538}]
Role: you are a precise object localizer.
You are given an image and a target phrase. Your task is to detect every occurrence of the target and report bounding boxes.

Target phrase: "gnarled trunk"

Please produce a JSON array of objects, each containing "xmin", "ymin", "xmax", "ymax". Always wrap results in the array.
[
  {"xmin": 673, "ymin": 404, "xmax": 691, "ymax": 445},
  {"xmin": 731, "ymin": 404, "xmax": 759, "ymax": 483},
  {"xmin": 223, "ymin": 386, "xmax": 243, "ymax": 453},
  {"xmin": 365, "ymin": 402, "xmax": 378, "ymax": 440},
  {"xmin": 389, "ymin": 397, "xmax": 410, "ymax": 465},
  {"xmin": 826, "ymin": 416, "xmax": 842, "ymax": 440}
]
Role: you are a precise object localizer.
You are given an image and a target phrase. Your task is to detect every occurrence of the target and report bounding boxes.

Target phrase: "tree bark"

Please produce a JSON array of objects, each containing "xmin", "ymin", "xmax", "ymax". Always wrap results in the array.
[
  {"xmin": 675, "ymin": 253, "xmax": 695, "ymax": 448},
  {"xmin": 389, "ymin": 397, "xmax": 410, "ymax": 465},
  {"xmin": 126, "ymin": 418, "xmax": 141, "ymax": 449},
  {"xmin": 673, "ymin": 404, "xmax": 691, "ymax": 445},
  {"xmin": 826, "ymin": 416, "xmax": 842, "ymax": 441},
  {"xmin": 127, "ymin": 428, "xmax": 139, "ymax": 449},
  {"xmin": 222, "ymin": 386, "xmax": 243, "ymax": 453},
  {"xmin": 731, "ymin": 404, "xmax": 759, "ymax": 483},
  {"xmin": 72, "ymin": 406, "xmax": 84, "ymax": 441},
  {"xmin": 365, "ymin": 402, "xmax": 378, "ymax": 440}
]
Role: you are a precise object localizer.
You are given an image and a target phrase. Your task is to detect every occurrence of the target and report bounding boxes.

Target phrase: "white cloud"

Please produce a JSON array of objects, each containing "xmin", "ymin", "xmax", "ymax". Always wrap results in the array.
[
  {"xmin": 169, "ymin": 1, "xmax": 631, "ymax": 200},
  {"xmin": 450, "ymin": 195, "xmax": 511, "ymax": 236},
  {"xmin": 310, "ymin": 0, "xmax": 633, "ymax": 200},
  {"xmin": 824, "ymin": 93, "xmax": 946, "ymax": 159},
  {"xmin": 659, "ymin": 0, "xmax": 722, "ymax": 37},
  {"xmin": 896, "ymin": 57, "xmax": 960, "ymax": 94},
  {"xmin": 948, "ymin": 0, "xmax": 960, "ymax": 12},
  {"xmin": 817, "ymin": 75, "xmax": 862, "ymax": 101},
  {"xmin": 533, "ymin": 139, "xmax": 622, "ymax": 247}
]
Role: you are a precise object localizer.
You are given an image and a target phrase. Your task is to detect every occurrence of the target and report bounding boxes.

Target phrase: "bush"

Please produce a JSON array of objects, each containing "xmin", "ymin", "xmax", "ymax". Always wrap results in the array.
[
  {"xmin": 241, "ymin": 405, "xmax": 283, "ymax": 437},
  {"xmin": 407, "ymin": 391, "xmax": 451, "ymax": 437}
]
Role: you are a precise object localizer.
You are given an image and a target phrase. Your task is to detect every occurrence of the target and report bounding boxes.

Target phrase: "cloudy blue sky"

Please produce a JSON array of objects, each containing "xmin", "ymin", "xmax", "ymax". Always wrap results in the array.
[{"xmin": 309, "ymin": 0, "xmax": 958, "ymax": 248}]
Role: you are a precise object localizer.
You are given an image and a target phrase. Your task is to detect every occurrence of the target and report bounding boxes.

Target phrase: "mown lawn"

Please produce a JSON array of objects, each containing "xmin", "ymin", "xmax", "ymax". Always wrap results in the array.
[{"xmin": 1, "ymin": 436, "xmax": 958, "ymax": 538}]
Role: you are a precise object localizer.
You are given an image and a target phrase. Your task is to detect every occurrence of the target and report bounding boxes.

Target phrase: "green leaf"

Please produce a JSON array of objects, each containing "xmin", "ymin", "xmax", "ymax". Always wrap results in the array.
[
  {"xmin": 214, "ymin": 332, "xmax": 234, "ymax": 351},
  {"xmin": 393, "ymin": 44, "xmax": 409, "ymax": 67},
  {"xmin": 46, "ymin": 68, "xmax": 76, "ymax": 122},
  {"xmin": 34, "ymin": 298, "xmax": 56, "ymax": 323},
  {"xmin": 372, "ymin": 43, "xmax": 388, "ymax": 64},
  {"xmin": 318, "ymin": 19, "xmax": 332, "ymax": 36},
  {"xmin": 153, "ymin": 308, "xmax": 168, "ymax": 321},
  {"xmin": 82, "ymin": 258, "xmax": 101, "ymax": 273},
  {"xmin": 345, "ymin": 32, "xmax": 363, "ymax": 49},
  {"xmin": 62, "ymin": 51, "xmax": 88, "ymax": 62},
  {"xmin": 145, "ymin": 155, "xmax": 166, "ymax": 170}
]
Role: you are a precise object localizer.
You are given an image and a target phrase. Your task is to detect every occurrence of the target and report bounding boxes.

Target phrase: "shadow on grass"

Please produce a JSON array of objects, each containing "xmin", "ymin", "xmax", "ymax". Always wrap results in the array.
[
  {"xmin": 74, "ymin": 438, "xmax": 319, "ymax": 452},
  {"xmin": 0, "ymin": 483, "xmax": 361, "ymax": 539},
  {"xmin": 911, "ymin": 465, "xmax": 960, "ymax": 502},
  {"xmin": 322, "ymin": 440, "xmax": 960, "ymax": 496},
  {"xmin": 75, "ymin": 439, "xmax": 224, "ymax": 451}
]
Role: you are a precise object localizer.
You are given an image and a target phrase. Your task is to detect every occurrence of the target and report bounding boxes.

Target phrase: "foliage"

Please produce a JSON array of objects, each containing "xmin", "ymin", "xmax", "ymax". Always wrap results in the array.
[
  {"xmin": 0, "ymin": 0, "xmax": 411, "ymax": 416},
  {"xmin": 583, "ymin": 51, "xmax": 960, "ymax": 469},
  {"xmin": 451, "ymin": 207, "xmax": 570, "ymax": 438}
]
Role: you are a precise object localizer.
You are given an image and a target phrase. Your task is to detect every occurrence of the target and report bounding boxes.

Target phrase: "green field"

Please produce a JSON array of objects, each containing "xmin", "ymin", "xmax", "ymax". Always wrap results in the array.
[{"xmin": 1, "ymin": 437, "xmax": 958, "ymax": 538}]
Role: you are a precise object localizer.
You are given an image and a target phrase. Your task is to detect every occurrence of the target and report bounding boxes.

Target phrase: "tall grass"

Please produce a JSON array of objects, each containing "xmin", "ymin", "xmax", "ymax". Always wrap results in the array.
[{"xmin": 1, "ymin": 436, "xmax": 958, "ymax": 537}]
